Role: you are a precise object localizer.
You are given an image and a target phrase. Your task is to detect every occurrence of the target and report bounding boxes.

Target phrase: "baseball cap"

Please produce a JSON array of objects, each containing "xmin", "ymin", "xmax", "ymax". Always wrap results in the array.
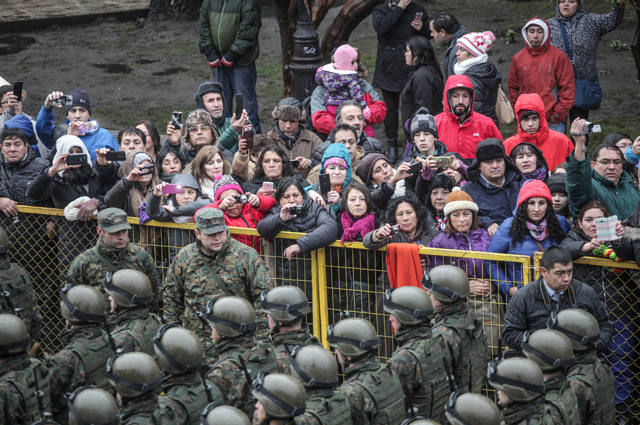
[
  {"xmin": 97, "ymin": 208, "xmax": 132, "ymax": 233},
  {"xmin": 196, "ymin": 208, "xmax": 228, "ymax": 235}
]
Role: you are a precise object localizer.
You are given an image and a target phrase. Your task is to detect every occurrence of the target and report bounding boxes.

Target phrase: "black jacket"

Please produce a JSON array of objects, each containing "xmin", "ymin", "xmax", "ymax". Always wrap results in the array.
[
  {"xmin": 371, "ymin": 2, "xmax": 430, "ymax": 92},
  {"xmin": 311, "ymin": 132, "xmax": 385, "ymax": 169},
  {"xmin": 463, "ymin": 62, "xmax": 502, "ymax": 126},
  {"xmin": 401, "ymin": 65, "xmax": 444, "ymax": 128},
  {"xmin": 462, "ymin": 168, "xmax": 522, "ymax": 229},
  {"xmin": 27, "ymin": 165, "xmax": 112, "ymax": 209},
  {"xmin": 0, "ymin": 147, "xmax": 52, "ymax": 207},
  {"xmin": 503, "ymin": 276, "xmax": 613, "ymax": 352}
]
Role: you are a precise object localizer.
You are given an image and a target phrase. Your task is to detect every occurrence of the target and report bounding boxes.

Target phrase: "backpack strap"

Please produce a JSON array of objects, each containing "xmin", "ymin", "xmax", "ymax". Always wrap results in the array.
[{"xmin": 92, "ymin": 246, "xmax": 119, "ymax": 272}]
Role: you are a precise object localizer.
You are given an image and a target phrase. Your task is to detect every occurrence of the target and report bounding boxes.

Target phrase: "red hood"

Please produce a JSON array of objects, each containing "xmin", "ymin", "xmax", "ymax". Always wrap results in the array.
[
  {"xmin": 522, "ymin": 17, "xmax": 551, "ymax": 55},
  {"xmin": 443, "ymin": 75, "xmax": 475, "ymax": 122},
  {"xmin": 514, "ymin": 93, "xmax": 550, "ymax": 144}
]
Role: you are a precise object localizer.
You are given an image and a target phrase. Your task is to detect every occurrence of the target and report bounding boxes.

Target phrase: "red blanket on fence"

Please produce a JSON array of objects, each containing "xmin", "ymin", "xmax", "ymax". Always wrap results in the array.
[{"xmin": 386, "ymin": 243, "xmax": 423, "ymax": 288}]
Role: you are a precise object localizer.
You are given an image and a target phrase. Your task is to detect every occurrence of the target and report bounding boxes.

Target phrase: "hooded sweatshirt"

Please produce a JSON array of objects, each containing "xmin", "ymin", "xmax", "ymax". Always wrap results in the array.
[
  {"xmin": 306, "ymin": 143, "xmax": 353, "ymax": 215},
  {"xmin": 549, "ymin": 0, "xmax": 625, "ymax": 82},
  {"xmin": 508, "ymin": 17, "xmax": 575, "ymax": 123},
  {"xmin": 503, "ymin": 94, "xmax": 574, "ymax": 172},
  {"xmin": 434, "ymin": 75, "xmax": 502, "ymax": 159}
]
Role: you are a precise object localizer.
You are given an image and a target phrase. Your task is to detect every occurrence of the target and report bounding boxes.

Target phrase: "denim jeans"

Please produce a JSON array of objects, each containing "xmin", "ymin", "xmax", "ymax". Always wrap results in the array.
[
  {"xmin": 547, "ymin": 121, "xmax": 566, "ymax": 134},
  {"xmin": 213, "ymin": 62, "xmax": 262, "ymax": 134}
]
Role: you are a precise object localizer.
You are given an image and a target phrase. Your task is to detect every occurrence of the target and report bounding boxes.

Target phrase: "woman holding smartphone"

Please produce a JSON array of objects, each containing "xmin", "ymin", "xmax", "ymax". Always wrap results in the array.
[{"xmin": 241, "ymin": 144, "xmax": 308, "ymax": 197}]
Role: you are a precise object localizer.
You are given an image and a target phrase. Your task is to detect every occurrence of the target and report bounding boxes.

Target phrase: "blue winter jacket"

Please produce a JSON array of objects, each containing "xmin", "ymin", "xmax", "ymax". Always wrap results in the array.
[
  {"xmin": 462, "ymin": 168, "xmax": 521, "ymax": 229},
  {"xmin": 484, "ymin": 215, "xmax": 571, "ymax": 300},
  {"xmin": 35, "ymin": 105, "xmax": 119, "ymax": 160}
]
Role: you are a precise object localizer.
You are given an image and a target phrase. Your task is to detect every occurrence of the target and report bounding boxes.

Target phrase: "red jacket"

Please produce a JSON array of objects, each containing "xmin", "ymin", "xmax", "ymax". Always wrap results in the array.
[
  {"xmin": 312, "ymin": 92, "xmax": 387, "ymax": 137},
  {"xmin": 504, "ymin": 93, "xmax": 574, "ymax": 172},
  {"xmin": 435, "ymin": 75, "xmax": 502, "ymax": 159},
  {"xmin": 508, "ymin": 17, "xmax": 575, "ymax": 123},
  {"xmin": 197, "ymin": 195, "xmax": 276, "ymax": 254}
]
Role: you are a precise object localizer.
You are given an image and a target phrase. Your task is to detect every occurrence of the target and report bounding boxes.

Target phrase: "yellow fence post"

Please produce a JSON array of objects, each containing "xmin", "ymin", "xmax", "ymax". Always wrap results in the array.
[{"xmin": 315, "ymin": 247, "xmax": 330, "ymax": 350}]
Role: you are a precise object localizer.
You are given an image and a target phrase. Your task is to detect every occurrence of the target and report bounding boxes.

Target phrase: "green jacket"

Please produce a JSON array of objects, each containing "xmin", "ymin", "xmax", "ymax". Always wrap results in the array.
[
  {"xmin": 199, "ymin": 0, "xmax": 261, "ymax": 68},
  {"xmin": 565, "ymin": 152, "xmax": 640, "ymax": 221}
]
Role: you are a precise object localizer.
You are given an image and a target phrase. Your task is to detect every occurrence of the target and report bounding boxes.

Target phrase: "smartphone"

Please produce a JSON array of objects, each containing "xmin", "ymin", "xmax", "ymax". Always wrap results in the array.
[
  {"xmin": 409, "ymin": 161, "xmax": 422, "ymax": 174},
  {"xmin": 242, "ymin": 124, "xmax": 254, "ymax": 150},
  {"xmin": 235, "ymin": 94, "xmax": 243, "ymax": 119},
  {"xmin": 66, "ymin": 154, "xmax": 88, "ymax": 166},
  {"xmin": 51, "ymin": 95, "xmax": 73, "ymax": 106},
  {"xmin": 319, "ymin": 173, "xmax": 331, "ymax": 195},
  {"xmin": 435, "ymin": 156, "xmax": 453, "ymax": 169},
  {"xmin": 77, "ymin": 121, "xmax": 97, "ymax": 136},
  {"xmin": 415, "ymin": 12, "xmax": 423, "ymax": 21},
  {"xmin": 138, "ymin": 164, "xmax": 155, "ymax": 176},
  {"xmin": 171, "ymin": 111, "xmax": 183, "ymax": 130},
  {"xmin": 162, "ymin": 184, "xmax": 183, "ymax": 195},
  {"xmin": 105, "ymin": 151, "xmax": 126, "ymax": 161},
  {"xmin": 13, "ymin": 82, "xmax": 23, "ymax": 102},
  {"xmin": 290, "ymin": 159, "xmax": 300, "ymax": 168},
  {"xmin": 262, "ymin": 182, "xmax": 274, "ymax": 191}
]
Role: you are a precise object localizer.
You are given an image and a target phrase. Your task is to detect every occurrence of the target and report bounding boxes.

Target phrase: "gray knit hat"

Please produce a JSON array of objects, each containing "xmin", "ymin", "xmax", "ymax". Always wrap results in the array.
[{"xmin": 410, "ymin": 107, "xmax": 438, "ymax": 140}]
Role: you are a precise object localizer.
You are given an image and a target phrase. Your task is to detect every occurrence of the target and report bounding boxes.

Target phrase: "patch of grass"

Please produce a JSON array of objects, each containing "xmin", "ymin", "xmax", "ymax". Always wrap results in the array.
[
  {"xmin": 167, "ymin": 39, "xmax": 199, "ymax": 55},
  {"xmin": 256, "ymin": 80, "xmax": 284, "ymax": 99},
  {"xmin": 360, "ymin": 53, "xmax": 376, "ymax": 75},
  {"xmin": 256, "ymin": 60, "xmax": 282, "ymax": 79},
  {"xmin": 92, "ymin": 103, "xmax": 193, "ymax": 129}
]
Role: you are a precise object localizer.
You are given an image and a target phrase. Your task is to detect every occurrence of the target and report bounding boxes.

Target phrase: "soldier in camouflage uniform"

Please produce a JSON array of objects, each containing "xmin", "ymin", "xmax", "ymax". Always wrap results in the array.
[
  {"xmin": 444, "ymin": 391, "xmax": 501, "ymax": 425},
  {"xmin": 66, "ymin": 208, "xmax": 158, "ymax": 326},
  {"xmin": 0, "ymin": 314, "xmax": 52, "ymax": 425},
  {"xmin": 522, "ymin": 329, "xmax": 580, "ymax": 425},
  {"xmin": 67, "ymin": 386, "xmax": 119, "ymax": 425},
  {"xmin": 107, "ymin": 351, "xmax": 174, "ymax": 425},
  {"xmin": 289, "ymin": 345, "xmax": 352, "ymax": 424},
  {"xmin": 0, "ymin": 226, "xmax": 42, "ymax": 352},
  {"xmin": 155, "ymin": 324, "xmax": 224, "ymax": 424},
  {"xmin": 487, "ymin": 357, "xmax": 554, "ymax": 425},
  {"xmin": 163, "ymin": 208, "xmax": 270, "ymax": 366},
  {"xmin": 252, "ymin": 373, "xmax": 307, "ymax": 425},
  {"xmin": 384, "ymin": 286, "xmax": 451, "ymax": 422},
  {"xmin": 47, "ymin": 285, "xmax": 115, "ymax": 425},
  {"xmin": 261, "ymin": 286, "xmax": 321, "ymax": 374},
  {"xmin": 548, "ymin": 309, "xmax": 616, "ymax": 425},
  {"xmin": 204, "ymin": 296, "xmax": 283, "ymax": 419},
  {"xmin": 329, "ymin": 317, "xmax": 407, "ymax": 425},
  {"xmin": 422, "ymin": 265, "xmax": 488, "ymax": 394},
  {"xmin": 200, "ymin": 403, "xmax": 251, "ymax": 425},
  {"xmin": 106, "ymin": 269, "xmax": 161, "ymax": 356}
]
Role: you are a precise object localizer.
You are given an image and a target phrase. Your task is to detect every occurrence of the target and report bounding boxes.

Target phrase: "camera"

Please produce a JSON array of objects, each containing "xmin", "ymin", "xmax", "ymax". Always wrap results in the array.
[
  {"xmin": 138, "ymin": 164, "xmax": 155, "ymax": 176},
  {"xmin": 233, "ymin": 194, "xmax": 249, "ymax": 204},
  {"xmin": 391, "ymin": 224, "xmax": 400, "ymax": 234},
  {"xmin": 290, "ymin": 205, "xmax": 304, "ymax": 215},
  {"xmin": 583, "ymin": 120, "xmax": 601, "ymax": 134},
  {"xmin": 409, "ymin": 161, "xmax": 422, "ymax": 174}
]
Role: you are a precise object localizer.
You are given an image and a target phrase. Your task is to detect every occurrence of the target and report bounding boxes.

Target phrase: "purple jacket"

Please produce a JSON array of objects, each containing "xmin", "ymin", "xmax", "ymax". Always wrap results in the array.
[
  {"xmin": 315, "ymin": 64, "xmax": 367, "ymax": 110},
  {"xmin": 426, "ymin": 228, "xmax": 492, "ymax": 279}
]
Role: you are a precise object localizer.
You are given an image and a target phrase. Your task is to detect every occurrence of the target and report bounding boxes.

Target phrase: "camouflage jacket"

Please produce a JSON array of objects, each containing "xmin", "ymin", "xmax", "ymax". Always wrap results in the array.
[
  {"xmin": 543, "ymin": 373, "xmax": 580, "ymax": 425},
  {"xmin": 0, "ymin": 256, "xmax": 42, "ymax": 344},
  {"xmin": 294, "ymin": 387, "xmax": 352, "ymax": 425},
  {"xmin": 111, "ymin": 307, "xmax": 162, "ymax": 357},
  {"xmin": 272, "ymin": 328, "xmax": 322, "ymax": 374},
  {"xmin": 0, "ymin": 354, "xmax": 50, "ymax": 425},
  {"xmin": 500, "ymin": 396, "xmax": 556, "ymax": 425},
  {"xmin": 205, "ymin": 334, "xmax": 282, "ymax": 418},
  {"xmin": 567, "ymin": 350, "xmax": 615, "ymax": 425},
  {"xmin": 121, "ymin": 392, "xmax": 177, "ymax": 425},
  {"xmin": 46, "ymin": 326, "xmax": 115, "ymax": 425},
  {"xmin": 159, "ymin": 372, "xmax": 223, "ymax": 425},
  {"xmin": 66, "ymin": 240, "xmax": 158, "ymax": 325},
  {"xmin": 163, "ymin": 238, "xmax": 270, "ymax": 366}
]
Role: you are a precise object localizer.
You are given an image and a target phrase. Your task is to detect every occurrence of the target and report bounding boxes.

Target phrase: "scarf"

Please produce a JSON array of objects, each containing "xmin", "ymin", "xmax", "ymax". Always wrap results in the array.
[
  {"xmin": 274, "ymin": 124, "xmax": 303, "ymax": 151},
  {"xmin": 200, "ymin": 178, "xmax": 216, "ymax": 200},
  {"xmin": 331, "ymin": 183, "xmax": 343, "ymax": 193},
  {"xmin": 435, "ymin": 214, "xmax": 447, "ymax": 232},
  {"xmin": 453, "ymin": 53, "xmax": 488, "ymax": 75},
  {"xmin": 522, "ymin": 164, "xmax": 548, "ymax": 181},
  {"xmin": 340, "ymin": 211, "xmax": 376, "ymax": 245},
  {"xmin": 403, "ymin": 226, "xmax": 424, "ymax": 244},
  {"xmin": 526, "ymin": 219, "xmax": 548, "ymax": 241}
]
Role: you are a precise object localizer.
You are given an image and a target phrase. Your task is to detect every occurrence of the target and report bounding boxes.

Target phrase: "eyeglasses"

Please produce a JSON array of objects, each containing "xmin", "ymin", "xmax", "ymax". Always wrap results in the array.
[
  {"xmin": 596, "ymin": 159, "xmax": 622, "ymax": 166},
  {"xmin": 188, "ymin": 125, "xmax": 211, "ymax": 133}
]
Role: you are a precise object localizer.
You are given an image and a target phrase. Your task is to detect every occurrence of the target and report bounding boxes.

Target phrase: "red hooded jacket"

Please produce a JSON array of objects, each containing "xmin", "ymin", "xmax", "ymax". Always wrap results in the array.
[
  {"xmin": 508, "ymin": 17, "xmax": 575, "ymax": 123},
  {"xmin": 196, "ymin": 195, "xmax": 276, "ymax": 254},
  {"xmin": 435, "ymin": 75, "xmax": 502, "ymax": 159},
  {"xmin": 504, "ymin": 93, "xmax": 574, "ymax": 172}
]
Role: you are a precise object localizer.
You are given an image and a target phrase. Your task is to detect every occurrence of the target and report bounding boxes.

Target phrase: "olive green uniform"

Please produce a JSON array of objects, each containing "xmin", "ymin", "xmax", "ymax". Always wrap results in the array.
[
  {"xmin": 0, "ymin": 256, "xmax": 42, "ymax": 345},
  {"xmin": 0, "ymin": 354, "xmax": 51, "ymax": 425}
]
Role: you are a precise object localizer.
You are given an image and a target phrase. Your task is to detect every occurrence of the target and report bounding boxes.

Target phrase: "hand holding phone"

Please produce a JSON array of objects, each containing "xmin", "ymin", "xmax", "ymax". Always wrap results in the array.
[
  {"xmin": 434, "ymin": 156, "xmax": 453, "ymax": 169},
  {"xmin": 319, "ymin": 173, "xmax": 331, "ymax": 195},
  {"xmin": 262, "ymin": 182, "xmax": 274, "ymax": 191},
  {"xmin": 171, "ymin": 111, "xmax": 183, "ymax": 130},
  {"xmin": 66, "ymin": 154, "xmax": 88, "ymax": 166},
  {"xmin": 235, "ymin": 94, "xmax": 243, "ymax": 120},
  {"xmin": 162, "ymin": 184, "xmax": 183, "ymax": 195},
  {"xmin": 13, "ymin": 82, "xmax": 23, "ymax": 102},
  {"xmin": 105, "ymin": 151, "xmax": 127, "ymax": 161},
  {"xmin": 51, "ymin": 95, "xmax": 73, "ymax": 106},
  {"xmin": 290, "ymin": 159, "xmax": 300, "ymax": 168},
  {"xmin": 409, "ymin": 161, "xmax": 423, "ymax": 174},
  {"xmin": 415, "ymin": 12, "xmax": 423, "ymax": 21},
  {"xmin": 242, "ymin": 125, "xmax": 254, "ymax": 150}
]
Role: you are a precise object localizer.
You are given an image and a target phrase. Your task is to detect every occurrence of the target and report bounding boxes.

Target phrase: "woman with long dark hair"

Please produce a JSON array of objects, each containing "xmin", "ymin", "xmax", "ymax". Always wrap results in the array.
[
  {"xmin": 486, "ymin": 180, "xmax": 570, "ymax": 300},
  {"xmin": 136, "ymin": 120, "xmax": 162, "ymax": 162},
  {"xmin": 508, "ymin": 142, "xmax": 549, "ymax": 182},
  {"xmin": 242, "ymin": 144, "xmax": 308, "ymax": 196},
  {"xmin": 401, "ymin": 36, "xmax": 444, "ymax": 143}
]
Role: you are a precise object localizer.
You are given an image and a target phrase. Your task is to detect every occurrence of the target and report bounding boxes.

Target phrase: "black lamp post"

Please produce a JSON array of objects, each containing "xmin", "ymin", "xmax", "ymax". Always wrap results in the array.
[{"xmin": 289, "ymin": 0, "xmax": 323, "ymax": 101}]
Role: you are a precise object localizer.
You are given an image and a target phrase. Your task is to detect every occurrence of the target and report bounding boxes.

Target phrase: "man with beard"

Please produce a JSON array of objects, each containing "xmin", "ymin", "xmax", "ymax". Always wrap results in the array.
[{"xmin": 435, "ymin": 75, "xmax": 501, "ymax": 161}]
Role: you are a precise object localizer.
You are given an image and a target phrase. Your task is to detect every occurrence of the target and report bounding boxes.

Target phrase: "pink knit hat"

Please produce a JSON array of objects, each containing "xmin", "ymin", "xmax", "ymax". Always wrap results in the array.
[
  {"xmin": 334, "ymin": 45, "xmax": 358, "ymax": 71},
  {"xmin": 456, "ymin": 31, "xmax": 496, "ymax": 57},
  {"xmin": 324, "ymin": 157, "xmax": 348, "ymax": 169},
  {"xmin": 517, "ymin": 179, "xmax": 552, "ymax": 208},
  {"xmin": 212, "ymin": 174, "xmax": 243, "ymax": 201}
]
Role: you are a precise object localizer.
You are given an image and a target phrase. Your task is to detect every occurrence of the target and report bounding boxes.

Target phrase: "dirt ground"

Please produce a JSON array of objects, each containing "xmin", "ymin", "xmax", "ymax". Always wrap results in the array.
[{"xmin": 1, "ymin": 0, "xmax": 638, "ymax": 146}]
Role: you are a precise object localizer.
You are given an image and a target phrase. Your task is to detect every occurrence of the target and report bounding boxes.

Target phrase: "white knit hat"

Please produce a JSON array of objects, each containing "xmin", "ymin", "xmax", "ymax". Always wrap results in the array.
[
  {"xmin": 456, "ymin": 31, "xmax": 496, "ymax": 57},
  {"xmin": 443, "ymin": 188, "xmax": 479, "ymax": 217}
]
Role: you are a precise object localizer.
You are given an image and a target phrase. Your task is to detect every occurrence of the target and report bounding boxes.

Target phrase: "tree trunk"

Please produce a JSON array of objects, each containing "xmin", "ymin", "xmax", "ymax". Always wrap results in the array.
[
  {"xmin": 274, "ymin": 0, "xmax": 296, "ymax": 96},
  {"xmin": 311, "ymin": 0, "xmax": 339, "ymax": 29},
  {"xmin": 321, "ymin": 0, "xmax": 385, "ymax": 61},
  {"xmin": 631, "ymin": 0, "xmax": 640, "ymax": 81},
  {"xmin": 148, "ymin": 0, "xmax": 202, "ymax": 21}
]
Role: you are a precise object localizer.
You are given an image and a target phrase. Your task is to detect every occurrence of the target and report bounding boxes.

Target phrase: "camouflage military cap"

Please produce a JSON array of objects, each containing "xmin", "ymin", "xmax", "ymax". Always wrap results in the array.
[
  {"xmin": 98, "ymin": 208, "xmax": 132, "ymax": 233},
  {"xmin": 196, "ymin": 208, "xmax": 228, "ymax": 235}
]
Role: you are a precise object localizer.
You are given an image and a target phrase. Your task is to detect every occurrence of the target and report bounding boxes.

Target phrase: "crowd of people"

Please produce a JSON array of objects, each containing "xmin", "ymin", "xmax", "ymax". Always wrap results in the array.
[{"xmin": 1, "ymin": 0, "xmax": 639, "ymax": 423}]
